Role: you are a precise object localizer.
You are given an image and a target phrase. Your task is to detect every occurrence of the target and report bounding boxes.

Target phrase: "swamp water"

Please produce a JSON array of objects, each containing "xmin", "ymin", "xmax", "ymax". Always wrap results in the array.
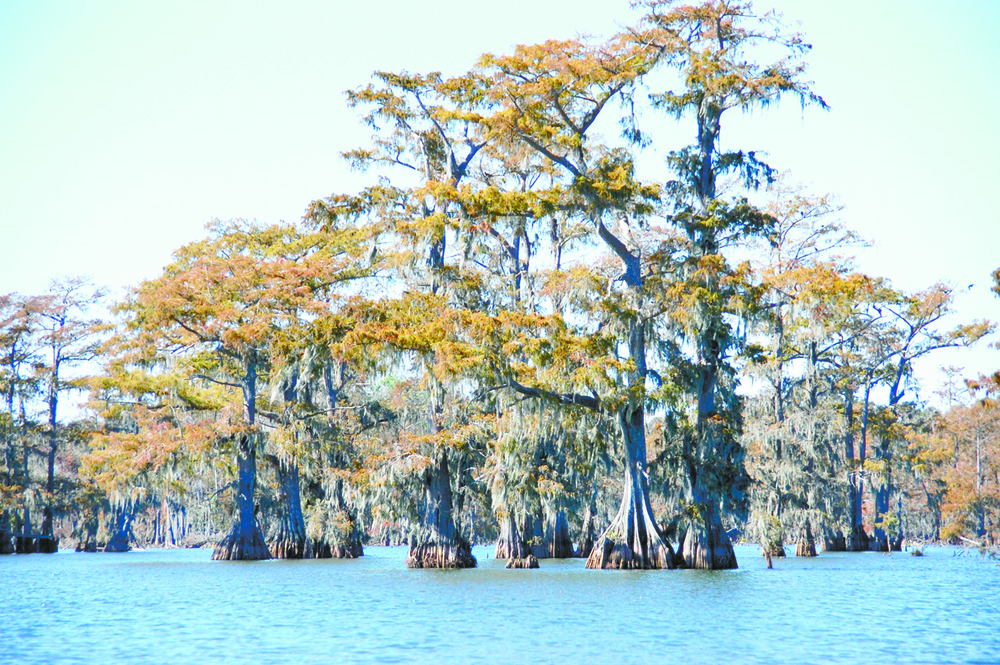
[{"xmin": 2, "ymin": 544, "xmax": 998, "ymax": 664}]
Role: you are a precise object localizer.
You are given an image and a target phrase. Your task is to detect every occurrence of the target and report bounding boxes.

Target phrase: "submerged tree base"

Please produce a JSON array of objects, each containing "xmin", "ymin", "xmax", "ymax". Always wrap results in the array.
[
  {"xmin": 36, "ymin": 536, "xmax": 58, "ymax": 553},
  {"xmin": 823, "ymin": 531, "xmax": 847, "ymax": 552},
  {"xmin": 269, "ymin": 535, "xmax": 305, "ymax": 559},
  {"xmin": 76, "ymin": 538, "xmax": 97, "ymax": 553},
  {"xmin": 586, "ymin": 534, "xmax": 674, "ymax": 569},
  {"xmin": 505, "ymin": 555, "xmax": 539, "ymax": 569},
  {"xmin": 213, "ymin": 526, "xmax": 270, "ymax": 561},
  {"xmin": 15, "ymin": 536, "xmax": 37, "ymax": 554},
  {"xmin": 585, "ymin": 462, "xmax": 675, "ymax": 570},
  {"xmin": 406, "ymin": 541, "xmax": 476, "ymax": 569},
  {"xmin": 682, "ymin": 513, "xmax": 738, "ymax": 570},
  {"xmin": 796, "ymin": 540, "xmax": 817, "ymax": 557},
  {"xmin": 305, "ymin": 536, "xmax": 364, "ymax": 559}
]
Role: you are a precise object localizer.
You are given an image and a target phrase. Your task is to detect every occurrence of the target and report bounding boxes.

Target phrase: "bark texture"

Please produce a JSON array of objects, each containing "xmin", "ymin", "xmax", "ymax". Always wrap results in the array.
[
  {"xmin": 532, "ymin": 509, "xmax": 574, "ymax": 558},
  {"xmin": 506, "ymin": 554, "xmax": 539, "ymax": 569},
  {"xmin": 586, "ymin": 411, "xmax": 674, "ymax": 570},
  {"xmin": 796, "ymin": 522, "xmax": 817, "ymax": 557},
  {"xmin": 494, "ymin": 508, "xmax": 530, "ymax": 560},
  {"xmin": 268, "ymin": 457, "xmax": 306, "ymax": 559},
  {"xmin": 406, "ymin": 452, "xmax": 475, "ymax": 569},
  {"xmin": 681, "ymin": 489, "xmax": 737, "ymax": 570},
  {"xmin": 213, "ymin": 436, "xmax": 270, "ymax": 561}
]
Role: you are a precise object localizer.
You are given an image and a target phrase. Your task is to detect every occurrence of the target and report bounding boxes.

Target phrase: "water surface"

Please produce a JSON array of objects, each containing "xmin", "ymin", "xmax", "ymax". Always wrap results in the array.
[{"xmin": 2, "ymin": 545, "xmax": 998, "ymax": 664}]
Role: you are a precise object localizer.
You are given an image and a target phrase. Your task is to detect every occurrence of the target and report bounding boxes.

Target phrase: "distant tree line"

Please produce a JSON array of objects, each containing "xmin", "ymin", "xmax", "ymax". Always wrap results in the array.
[{"xmin": 2, "ymin": 0, "xmax": 997, "ymax": 567}]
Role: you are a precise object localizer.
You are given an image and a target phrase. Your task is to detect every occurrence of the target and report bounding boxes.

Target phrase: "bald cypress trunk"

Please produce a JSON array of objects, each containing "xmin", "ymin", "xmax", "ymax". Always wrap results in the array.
[
  {"xmin": 578, "ymin": 499, "xmax": 597, "ymax": 558},
  {"xmin": 844, "ymin": 389, "xmax": 869, "ymax": 551},
  {"xmin": 75, "ymin": 507, "xmax": 98, "ymax": 552},
  {"xmin": 407, "ymin": 452, "xmax": 475, "ymax": 568},
  {"xmin": 494, "ymin": 508, "xmax": 537, "ymax": 569},
  {"xmin": 307, "ymin": 475, "xmax": 364, "ymax": 559},
  {"xmin": 682, "ymin": 480, "xmax": 737, "ymax": 570},
  {"xmin": 213, "ymin": 436, "xmax": 269, "ymax": 560},
  {"xmin": 796, "ymin": 521, "xmax": 817, "ymax": 557},
  {"xmin": 522, "ymin": 508, "xmax": 574, "ymax": 559},
  {"xmin": 213, "ymin": 353, "xmax": 269, "ymax": 561},
  {"xmin": 268, "ymin": 457, "xmax": 306, "ymax": 559},
  {"xmin": 540, "ymin": 509, "xmax": 574, "ymax": 558},
  {"xmin": 823, "ymin": 528, "xmax": 847, "ymax": 552},
  {"xmin": 0, "ymin": 510, "xmax": 12, "ymax": 554},
  {"xmin": 586, "ymin": 408, "xmax": 674, "ymax": 569},
  {"xmin": 105, "ymin": 502, "xmax": 134, "ymax": 552}
]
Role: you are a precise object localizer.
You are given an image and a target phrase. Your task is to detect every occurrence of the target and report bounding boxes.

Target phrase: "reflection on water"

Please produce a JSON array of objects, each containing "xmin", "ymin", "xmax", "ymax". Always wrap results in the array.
[{"xmin": 2, "ymin": 545, "xmax": 998, "ymax": 664}]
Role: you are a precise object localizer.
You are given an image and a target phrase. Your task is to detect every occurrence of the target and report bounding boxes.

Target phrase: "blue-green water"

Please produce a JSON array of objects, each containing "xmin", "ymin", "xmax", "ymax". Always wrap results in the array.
[{"xmin": 2, "ymin": 544, "xmax": 998, "ymax": 664}]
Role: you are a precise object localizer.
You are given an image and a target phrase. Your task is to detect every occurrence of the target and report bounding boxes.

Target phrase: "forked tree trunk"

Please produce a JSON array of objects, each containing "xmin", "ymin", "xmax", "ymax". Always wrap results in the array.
[
  {"xmin": 586, "ymin": 410, "xmax": 674, "ymax": 570},
  {"xmin": 268, "ymin": 457, "xmax": 306, "ymax": 559},
  {"xmin": 213, "ymin": 435, "xmax": 269, "ymax": 561},
  {"xmin": 494, "ymin": 508, "xmax": 538, "ymax": 569},
  {"xmin": 406, "ymin": 452, "xmax": 475, "ymax": 569}
]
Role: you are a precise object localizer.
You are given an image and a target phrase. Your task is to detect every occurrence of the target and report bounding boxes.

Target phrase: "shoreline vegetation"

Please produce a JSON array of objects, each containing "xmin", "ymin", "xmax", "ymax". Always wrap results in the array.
[{"xmin": 2, "ymin": 0, "xmax": 998, "ymax": 569}]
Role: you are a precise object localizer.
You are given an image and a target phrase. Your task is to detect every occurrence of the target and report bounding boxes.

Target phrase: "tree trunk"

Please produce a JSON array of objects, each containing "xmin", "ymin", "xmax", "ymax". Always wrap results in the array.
[
  {"xmin": 796, "ymin": 521, "xmax": 817, "ymax": 557},
  {"xmin": 494, "ymin": 507, "xmax": 528, "ymax": 558},
  {"xmin": 822, "ymin": 528, "xmax": 846, "ymax": 552},
  {"xmin": 681, "ymin": 419, "xmax": 738, "ymax": 569},
  {"xmin": 870, "ymin": 481, "xmax": 891, "ymax": 552},
  {"xmin": 494, "ymin": 507, "xmax": 537, "ymax": 569},
  {"xmin": 40, "ymin": 439, "xmax": 56, "ymax": 543},
  {"xmin": 14, "ymin": 507, "xmax": 35, "ymax": 553},
  {"xmin": 213, "ymin": 435, "xmax": 269, "ymax": 561},
  {"xmin": 0, "ymin": 510, "xmax": 13, "ymax": 554},
  {"xmin": 682, "ymin": 481, "xmax": 737, "ymax": 570},
  {"xmin": 105, "ymin": 503, "xmax": 134, "ymax": 552},
  {"xmin": 577, "ymin": 499, "xmax": 597, "ymax": 558},
  {"xmin": 542, "ymin": 509, "xmax": 574, "ymax": 558},
  {"xmin": 407, "ymin": 451, "xmax": 475, "ymax": 568},
  {"xmin": 844, "ymin": 389, "xmax": 869, "ymax": 551},
  {"xmin": 268, "ymin": 457, "xmax": 306, "ymax": 559},
  {"xmin": 75, "ymin": 507, "xmax": 98, "ymax": 552},
  {"xmin": 307, "ymin": 475, "xmax": 363, "ymax": 559},
  {"xmin": 524, "ymin": 508, "xmax": 574, "ymax": 559},
  {"xmin": 586, "ymin": 409, "xmax": 674, "ymax": 570}
]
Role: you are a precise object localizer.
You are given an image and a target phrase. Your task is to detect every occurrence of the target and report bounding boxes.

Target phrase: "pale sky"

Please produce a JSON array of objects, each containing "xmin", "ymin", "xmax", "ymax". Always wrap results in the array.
[{"xmin": 2, "ymin": 0, "xmax": 999, "ymax": 402}]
